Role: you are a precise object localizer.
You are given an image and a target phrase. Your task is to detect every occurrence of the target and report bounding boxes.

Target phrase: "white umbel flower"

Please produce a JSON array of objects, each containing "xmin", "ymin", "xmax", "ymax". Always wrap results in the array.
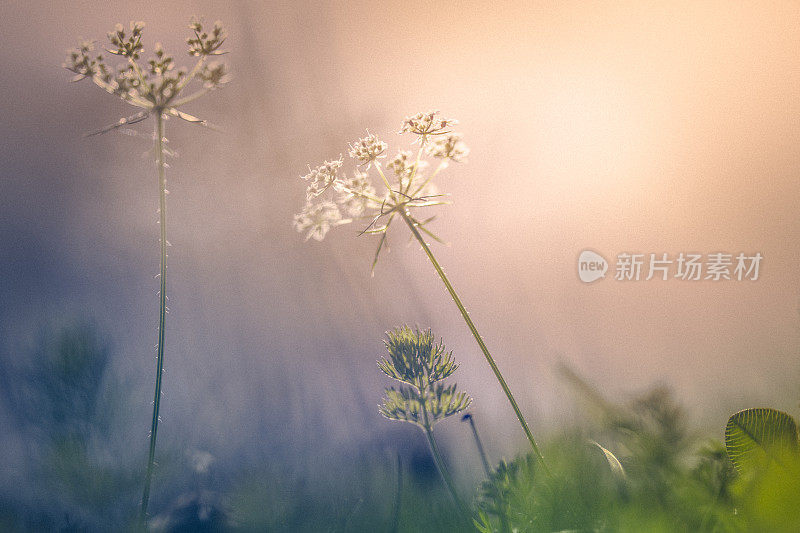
[
  {"xmin": 425, "ymin": 133, "xmax": 468, "ymax": 162},
  {"xmin": 338, "ymin": 171, "xmax": 378, "ymax": 217},
  {"xmin": 293, "ymin": 201, "xmax": 349, "ymax": 241},
  {"xmin": 302, "ymin": 158, "xmax": 344, "ymax": 200},
  {"xmin": 399, "ymin": 111, "xmax": 457, "ymax": 144},
  {"xmin": 348, "ymin": 133, "xmax": 387, "ymax": 167}
]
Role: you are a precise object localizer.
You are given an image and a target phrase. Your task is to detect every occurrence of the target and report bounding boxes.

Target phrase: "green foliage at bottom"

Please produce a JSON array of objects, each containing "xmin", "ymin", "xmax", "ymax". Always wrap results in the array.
[{"xmin": 475, "ymin": 385, "xmax": 743, "ymax": 533}]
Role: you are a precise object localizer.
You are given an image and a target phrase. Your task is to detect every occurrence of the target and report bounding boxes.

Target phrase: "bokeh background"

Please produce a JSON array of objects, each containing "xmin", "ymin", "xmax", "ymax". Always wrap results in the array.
[{"xmin": 1, "ymin": 0, "xmax": 799, "ymax": 526}]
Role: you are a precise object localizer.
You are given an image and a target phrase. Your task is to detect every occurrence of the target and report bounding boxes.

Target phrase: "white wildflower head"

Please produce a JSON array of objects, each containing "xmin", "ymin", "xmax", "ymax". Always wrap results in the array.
[
  {"xmin": 187, "ymin": 18, "xmax": 227, "ymax": 56},
  {"xmin": 302, "ymin": 157, "xmax": 344, "ymax": 200},
  {"xmin": 65, "ymin": 18, "xmax": 229, "ymax": 124},
  {"xmin": 426, "ymin": 133, "xmax": 469, "ymax": 162},
  {"xmin": 338, "ymin": 171, "xmax": 377, "ymax": 217},
  {"xmin": 399, "ymin": 111, "xmax": 457, "ymax": 144},
  {"xmin": 385, "ymin": 149, "xmax": 428, "ymax": 192},
  {"xmin": 348, "ymin": 132, "xmax": 387, "ymax": 167},
  {"xmin": 198, "ymin": 61, "xmax": 229, "ymax": 89},
  {"xmin": 107, "ymin": 21, "xmax": 145, "ymax": 59},
  {"xmin": 386, "ymin": 150, "xmax": 427, "ymax": 179},
  {"xmin": 293, "ymin": 111, "xmax": 467, "ymax": 272},
  {"xmin": 64, "ymin": 41, "xmax": 108, "ymax": 81},
  {"xmin": 293, "ymin": 201, "xmax": 347, "ymax": 242}
]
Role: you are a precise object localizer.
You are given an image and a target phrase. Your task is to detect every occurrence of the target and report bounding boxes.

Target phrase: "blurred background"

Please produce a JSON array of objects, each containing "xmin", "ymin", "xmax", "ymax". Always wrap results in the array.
[{"xmin": 1, "ymin": 0, "xmax": 799, "ymax": 528}]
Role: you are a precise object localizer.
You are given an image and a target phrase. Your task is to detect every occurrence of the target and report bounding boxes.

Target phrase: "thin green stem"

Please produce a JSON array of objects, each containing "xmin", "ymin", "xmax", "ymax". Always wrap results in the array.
[
  {"xmin": 341, "ymin": 184, "xmax": 383, "ymax": 205},
  {"xmin": 374, "ymin": 162, "xmax": 397, "ymax": 203},
  {"xmin": 90, "ymin": 75, "xmax": 152, "ymax": 109},
  {"xmin": 400, "ymin": 210, "xmax": 549, "ymax": 472},
  {"xmin": 409, "ymin": 154, "xmax": 445, "ymax": 199},
  {"xmin": 128, "ymin": 57, "xmax": 150, "ymax": 99},
  {"xmin": 418, "ymin": 391, "xmax": 472, "ymax": 527},
  {"xmin": 463, "ymin": 414, "xmax": 491, "ymax": 477},
  {"xmin": 170, "ymin": 88, "xmax": 211, "ymax": 108},
  {"xmin": 176, "ymin": 56, "xmax": 206, "ymax": 93},
  {"xmin": 423, "ymin": 426, "xmax": 471, "ymax": 524},
  {"xmin": 402, "ymin": 146, "xmax": 425, "ymax": 196},
  {"xmin": 140, "ymin": 110, "xmax": 168, "ymax": 524},
  {"xmin": 463, "ymin": 414, "xmax": 511, "ymax": 533}
]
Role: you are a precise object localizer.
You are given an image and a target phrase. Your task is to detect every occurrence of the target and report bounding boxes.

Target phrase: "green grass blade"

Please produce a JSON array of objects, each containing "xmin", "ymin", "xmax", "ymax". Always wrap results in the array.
[{"xmin": 591, "ymin": 440, "xmax": 626, "ymax": 480}]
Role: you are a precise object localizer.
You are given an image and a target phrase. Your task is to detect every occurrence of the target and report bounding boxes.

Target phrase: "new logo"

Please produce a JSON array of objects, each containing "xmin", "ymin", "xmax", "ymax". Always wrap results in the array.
[{"xmin": 578, "ymin": 250, "xmax": 608, "ymax": 283}]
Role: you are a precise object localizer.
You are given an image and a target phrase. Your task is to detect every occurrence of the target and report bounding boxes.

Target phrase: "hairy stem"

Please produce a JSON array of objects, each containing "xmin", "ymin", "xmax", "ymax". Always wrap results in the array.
[
  {"xmin": 140, "ymin": 110, "xmax": 168, "ymax": 523},
  {"xmin": 401, "ymin": 210, "xmax": 548, "ymax": 470}
]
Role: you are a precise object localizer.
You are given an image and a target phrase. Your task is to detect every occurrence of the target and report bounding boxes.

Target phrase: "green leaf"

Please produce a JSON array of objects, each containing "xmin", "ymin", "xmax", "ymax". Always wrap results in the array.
[{"xmin": 725, "ymin": 408, "xmax": 799, "ymax": 474}]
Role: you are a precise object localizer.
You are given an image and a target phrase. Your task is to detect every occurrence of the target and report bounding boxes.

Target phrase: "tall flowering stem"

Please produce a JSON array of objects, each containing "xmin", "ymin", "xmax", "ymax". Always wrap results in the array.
[
  {"xmin": 400, "ymin": 210, "xmax": 547, "ymax": 468},
  {"xmin": 63, "ymin": 18, "xmax": 229, "ymax": 523},
  {"xmin": 141, "ymin": 111, "xmax": 167, "ymax": 522},
  {"xmin": 294, "ymin": 112, "xmax": 547, "ymax": 469}
]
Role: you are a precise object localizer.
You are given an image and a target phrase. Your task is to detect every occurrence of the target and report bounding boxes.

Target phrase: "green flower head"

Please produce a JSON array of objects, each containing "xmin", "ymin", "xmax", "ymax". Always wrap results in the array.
[{"xmin": 378, "ymin": 327, "xmax": 472, "ymax": 431}]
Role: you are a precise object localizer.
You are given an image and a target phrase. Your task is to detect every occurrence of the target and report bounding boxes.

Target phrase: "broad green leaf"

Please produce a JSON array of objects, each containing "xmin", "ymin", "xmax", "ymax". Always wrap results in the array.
[{"xmin": 725, "ymin": 408, "xmax": 799, "ymax": 473}]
